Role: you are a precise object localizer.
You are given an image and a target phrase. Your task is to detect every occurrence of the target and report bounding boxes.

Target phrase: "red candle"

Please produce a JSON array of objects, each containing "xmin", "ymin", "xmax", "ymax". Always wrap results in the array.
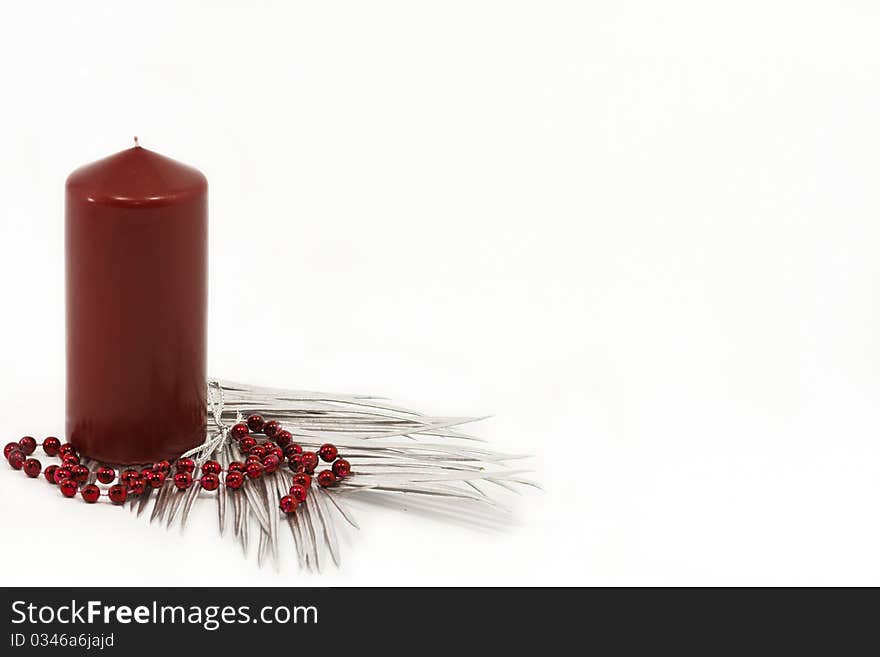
[{"xmin": 65, "ymin": 142, "xmax": 207, "ymax": 464}]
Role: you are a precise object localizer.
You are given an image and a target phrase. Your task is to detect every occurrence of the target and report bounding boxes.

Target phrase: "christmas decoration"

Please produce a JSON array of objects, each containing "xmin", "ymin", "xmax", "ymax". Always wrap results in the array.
[
  {"xmin": 4, "ymin": 142, "xmax": 536, "ymax": 570},
  {"xmin": 5, "ymin": 380, "xmax": 535, "ymax": 570}
]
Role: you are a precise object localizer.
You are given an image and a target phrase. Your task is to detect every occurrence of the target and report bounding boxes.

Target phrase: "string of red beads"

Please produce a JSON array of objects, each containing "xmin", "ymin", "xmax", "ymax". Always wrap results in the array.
[
  {"xmin": 3, "ymin": 417, "xmax": 352, "ymax": 515},
  {"xmin": 231, "ymin": 414, "xmax": 351, "ymax": 514}
]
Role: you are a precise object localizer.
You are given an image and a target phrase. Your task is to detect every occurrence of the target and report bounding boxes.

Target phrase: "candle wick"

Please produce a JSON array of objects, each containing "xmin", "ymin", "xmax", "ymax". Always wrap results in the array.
[{"xmin": 133, "ymin": 136, "xmax": 139, "ymax": 147}]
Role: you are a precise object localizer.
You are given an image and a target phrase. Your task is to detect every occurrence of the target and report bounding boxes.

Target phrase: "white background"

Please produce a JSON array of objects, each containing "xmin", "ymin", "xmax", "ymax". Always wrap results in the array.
[{"xmin": 1, "ymin": 1, "xmax": 879, "ymax": 586}]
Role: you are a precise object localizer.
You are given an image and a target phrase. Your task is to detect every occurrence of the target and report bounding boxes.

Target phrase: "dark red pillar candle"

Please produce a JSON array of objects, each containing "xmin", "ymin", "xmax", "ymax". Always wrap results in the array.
[{"xmin": 65, "ymin": 143, "xmax": 207, "ymax": 464}]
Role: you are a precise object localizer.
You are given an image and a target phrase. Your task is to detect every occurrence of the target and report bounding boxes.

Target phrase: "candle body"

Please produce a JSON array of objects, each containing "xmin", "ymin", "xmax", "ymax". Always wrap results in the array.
[{"xmin": 66, "ymin": 146, "xmax": 207, "ymax": 464}]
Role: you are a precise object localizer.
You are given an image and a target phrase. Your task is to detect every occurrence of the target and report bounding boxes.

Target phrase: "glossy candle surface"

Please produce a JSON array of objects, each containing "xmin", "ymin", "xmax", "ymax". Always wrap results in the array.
[{"xmin": 66, "ymin": 145, "xmax": 207, "ymax": 463}]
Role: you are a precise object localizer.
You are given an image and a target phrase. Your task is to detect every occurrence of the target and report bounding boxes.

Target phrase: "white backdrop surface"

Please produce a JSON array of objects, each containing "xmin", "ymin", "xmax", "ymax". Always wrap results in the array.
[{"xmin": 1, "ymin": 1, "xmax": 879, "ymax": 586}]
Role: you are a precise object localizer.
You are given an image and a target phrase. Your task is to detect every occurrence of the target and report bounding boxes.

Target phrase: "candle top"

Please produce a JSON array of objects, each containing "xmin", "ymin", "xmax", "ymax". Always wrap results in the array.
[{"xmin": 66, "ymin": 144, "xmax": 207, "ymax": 208}]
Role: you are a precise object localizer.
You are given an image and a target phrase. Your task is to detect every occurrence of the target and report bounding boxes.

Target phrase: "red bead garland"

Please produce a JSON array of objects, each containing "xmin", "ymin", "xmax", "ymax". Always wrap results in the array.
[{"xmin": 5, "ymin": 418, "xmax": 352, "ymax": 514}]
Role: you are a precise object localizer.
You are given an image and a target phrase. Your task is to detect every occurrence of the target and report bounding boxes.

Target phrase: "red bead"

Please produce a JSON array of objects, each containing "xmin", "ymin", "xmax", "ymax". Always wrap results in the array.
[
  {"xmin": 318, "ymin": 443, "xmax": 338, "ymax": 462},
  {"xmin": 175, "ymin": 458, "xmax": 195, "ymax": 473},
  {"xmin": 279, "ymin": 495, "xmax": 298, "ymax": 514},
  {"xmin": 289, "ymin": 483, "xmax": 307, "ymax": 502},
  {"xmin": 240, "ymin": 436, "xmax": 257, "ymax": 453},
  {"xmin": 270, "ymin": 446, "xmax": 284, "ymax": 460},
  {"xmin": 18, "ymin": 436, "xmax": 37, "ymax": 455},
  {"xmin": 7, "ymin": 450, "xmax": 25, "ymax": 470},
  {"xmin": 43, "ymin": 436, "xmax": 61, "ymax": 456},
  {"xmin": 128, "ymin": 476, "xmax": 146, "ymax": 495},
  {"xmin": 246, "ymin": 414, "xmax": 265, "ymax": 433},
  {"xmin": 120, "ymin": 468, "xmax": 138, "ymax": 485},
  {"xmin": 140, "ymin": 467, "xmax": 153, "ymax": 480},
  {"xmin": 61, "ymin": 457, "xmax": 80, "ymax": 470},
  {"xmin": 285, "ymin": 443, "xmax": 304, "ymax": 457},
  {"xmin": 249, "ymin": 445, "xmax": 266, "ymax": 459},
  {"xmin": 200, "ymin": 473, "xmax": 220, "ymax": 491},
  {"xmin": 44, "ymin": 464, "xmax": 59, "ymax": 483},
  {"xmin": 275, "ymin": 430, "xmax": 293, "ymax": 447},
  {"xmin": 230, "ymin": 423, "xmax": 249, "ymax": 441},
  {"xmin": 4, "ymin": 442, "xmax": 19, "ymax": 459},
  {"xmin": 58, "ymin": 444, "xmax": 77, "ymax": 458},
  {"xmin": 23, "ymin": 458, "xmax": 41, "ymax": 477},
  {"xmin": 201, "ymin": 460, "xmax": 221, "ymax": 475},
  {"xmin": 263, "ymin": 454, "xmax": 280, "ymax": 473},
  {"xmin": 42, "ymin": 436, "xmax": 61, "ymax": 456},
  {"xmin": 317, "ymin": 470, "xmax": 337, "ymax": 487},
  {"xmin": 292, "ymin": 472, "xmax": 312, "ymax": 489},
  {"xmin": 245, "ymin": 455, "xmax": 262, "ymax": 466},
  {"xmin": 53, "ymin": 467, "xmax": 72, "ymax": 485},
  {"xmin": 81, "ymin": 484, "xmax": 100, "ymax": 503},
  {"xmin": 225, "ymin": 470, "xmax": 244, "ymax": 489},
  {"xmin": 173, "ymin": 472, "xmax": 193, "ymax": 490},
  {"xmin": 59, "ymin": 479, "xmax": 78, "ymax": 498},
  {"xmin": 96, "ymin": 466, "xmax": 116, "ymax": 484},
  {"xmin": 263, "ymin": 420, "xmax": 281, "ymax": 438},
  {"xmin": 228, "ymin": 461, "xmax": 245, "ymax": 473},
  {"xmin": 148, "ymin": 471, "xmax": 166, "ymax": 488},
  {"xmin": 108, "ymin": 484, "xmax": 127, "ymax": 504},
  {"xmin": 288, "ymin": 455, "xmax": 302, "ymax": 472},
  {"xmin": 153, "ymin": 459, "xmax": 171, "ymax": 473},
  {"xmin": 300, "ymin": 452, "xmax": 319, "ymax": 473},
  {"xmin": 332, "ymin": 459, "xmax": 351, "ymax": 479},
  {"xmin": 70, "ymin": 464, "xmax": 89, "ymax": 483},
  {"xmin": 245, "ymin": 462, "xmax": 263, "ymax": 479}
]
